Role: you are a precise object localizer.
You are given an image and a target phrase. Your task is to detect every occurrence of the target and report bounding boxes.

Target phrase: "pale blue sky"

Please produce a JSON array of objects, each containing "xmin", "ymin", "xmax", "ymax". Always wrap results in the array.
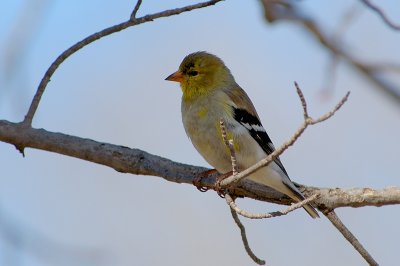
[{"xmin": 1, "ymin": 1, "xmax": 399, "ymax": 266}]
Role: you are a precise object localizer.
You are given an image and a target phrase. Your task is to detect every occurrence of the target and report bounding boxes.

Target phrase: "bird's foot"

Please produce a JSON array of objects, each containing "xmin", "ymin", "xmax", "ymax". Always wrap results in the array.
[
  {"xmin": 193, "ymin": 169, "xmax": 218, "ymax": 192},
  {"xmin": 214, "ymin": 171, "xmax": 233, "ymax": 198}
]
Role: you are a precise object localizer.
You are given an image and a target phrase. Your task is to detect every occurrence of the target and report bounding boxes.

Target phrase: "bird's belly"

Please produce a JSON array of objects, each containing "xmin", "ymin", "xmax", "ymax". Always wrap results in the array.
[{"xmin": 186, "ymin": 119, "xmax": 233, "ymax": 173}]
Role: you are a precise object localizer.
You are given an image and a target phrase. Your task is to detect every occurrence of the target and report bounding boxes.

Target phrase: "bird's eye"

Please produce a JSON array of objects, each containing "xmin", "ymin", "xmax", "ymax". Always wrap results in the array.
[{"xmin": 187, "ymin": 70, "xmax": 198, "ymax": 76}]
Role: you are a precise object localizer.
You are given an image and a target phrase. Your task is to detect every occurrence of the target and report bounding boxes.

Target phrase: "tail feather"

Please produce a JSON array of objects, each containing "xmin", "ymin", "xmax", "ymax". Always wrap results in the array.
[
  {"xmin": 282, "ymin": 182, "xmax": 319, "ymax": 219},
  {"xmin": 301, "ymin": 202, "xmax": 320, "ymax": 219}
]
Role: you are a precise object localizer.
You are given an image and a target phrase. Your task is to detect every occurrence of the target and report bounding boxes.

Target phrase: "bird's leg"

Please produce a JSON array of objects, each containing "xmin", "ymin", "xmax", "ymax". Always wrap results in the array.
[
  {"xmin": 193, "ymin": 169, "xmax": 218, "ymax": 192},
  {"xmin": 214, "ymin": 171, "xmax": 233, "ymax": 198}
]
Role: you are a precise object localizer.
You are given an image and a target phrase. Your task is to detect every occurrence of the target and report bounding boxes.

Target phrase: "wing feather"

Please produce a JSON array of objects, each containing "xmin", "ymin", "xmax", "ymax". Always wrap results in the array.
[{"xmin": 224, "ymin": 86, "xmax": 289, "ymax": 176}]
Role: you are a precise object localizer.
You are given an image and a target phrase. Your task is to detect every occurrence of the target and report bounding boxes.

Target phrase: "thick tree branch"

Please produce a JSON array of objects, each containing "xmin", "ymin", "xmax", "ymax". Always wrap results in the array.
[
  {"xmin": 22, "ymin": 0, "xmax": 223, "ymax": 126},
  {"xmin": 1, "ymin": 119, "xmax": 399, "ymax": 210},
  {"xmin": 305, "ymin": 186, "xmax": 400, "ymax": 209}
]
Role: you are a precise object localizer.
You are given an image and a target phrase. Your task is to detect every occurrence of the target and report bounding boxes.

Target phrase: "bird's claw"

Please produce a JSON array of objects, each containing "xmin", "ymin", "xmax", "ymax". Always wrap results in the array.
[
  {"xmin": 193, "ymin": 169, "xmax": 233, "ymax": 198},
  {"xmin": 193, "ymin": 169, "xmax": 218, "ymax": 192},
  {"xmin": 213, "ymin": 171, "xmax": 233, "ymax": 198},
  {"xmin": 193, "ymin": 175, "xmax": 209, "ymax": 192}
]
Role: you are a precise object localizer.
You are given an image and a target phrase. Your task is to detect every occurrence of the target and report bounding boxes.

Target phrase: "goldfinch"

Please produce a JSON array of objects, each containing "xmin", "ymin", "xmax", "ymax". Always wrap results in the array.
[{"xmin": 166, "ymin": 51, "xmax": 319, "ymax": 218}]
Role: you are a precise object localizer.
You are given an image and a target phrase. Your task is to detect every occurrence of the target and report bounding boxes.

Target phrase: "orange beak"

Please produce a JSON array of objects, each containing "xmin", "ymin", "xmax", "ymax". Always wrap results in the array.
[{"xmin": 165, "ymin": 71, "xmax": 184, "ymax": 83}]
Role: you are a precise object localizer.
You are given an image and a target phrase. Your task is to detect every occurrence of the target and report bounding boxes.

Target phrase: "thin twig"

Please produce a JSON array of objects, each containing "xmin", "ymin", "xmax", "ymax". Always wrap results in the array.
[
  {"xmin": 220, "ymin": 119, "xmax": 238, "ymax": 175},
  {"xmin": 307, "ymin": 90, "xmax": 350, "ymax": 124},
  {"xmin": 334, "ymin": 3, "xmax": 361, "ymax": 39},
  {"xmin": 22, "ymin": 0, "xmax": 223, "ymax": 126},
  {"xmin": 320, "ymin": 55, "xmax": 340, "ymax": 99},
  {"xmin": 360, "ymin": 0, "xmax": 400, "ymax": 30},
  {"xmin": 296, "ymin": 82, "xmax": 309, "ymax": 119},
  {"xmin": 219, "ymin": 83, "xmax": 350, "ymax": 187},
  {"xmin": 130, "ymin": 0, "xmax": 143, "ymax": 19},
  {"xmin": 226, "ymin": 193, "xmax": 318, "ymax": 219},
  {"xmin": 229, "ymin": 207, "xmax": 266, "ymax": 265},
  {"xmin": 324, "ymin": 210, "xmax": 379, "ymax": 266},
  {"xmin": 320, "ymin": 4, "xmax": 360, "ymax": 97}
]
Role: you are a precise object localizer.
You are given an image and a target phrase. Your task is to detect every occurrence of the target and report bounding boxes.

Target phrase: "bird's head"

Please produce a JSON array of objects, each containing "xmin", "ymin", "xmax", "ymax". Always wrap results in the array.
[{"xmin": 166, "ymin": 51, "xmax": 234, "ymax": 101}]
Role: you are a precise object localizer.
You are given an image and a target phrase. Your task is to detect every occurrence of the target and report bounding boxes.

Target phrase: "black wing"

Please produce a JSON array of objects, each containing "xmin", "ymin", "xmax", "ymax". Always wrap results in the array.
[{"xmin": 233, "ymin": 107, "xmax": 289, "ymax": 176}]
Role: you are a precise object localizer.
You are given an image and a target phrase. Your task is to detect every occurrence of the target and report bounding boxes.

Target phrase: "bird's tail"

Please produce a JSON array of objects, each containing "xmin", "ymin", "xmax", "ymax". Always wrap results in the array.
[
  {"xmin": 282, "ymin": 181, "xmax": 319, "ymax": 219},
  {"xmin": 301, "ymin": 201, "xmax": 319, "ymax": 219}
]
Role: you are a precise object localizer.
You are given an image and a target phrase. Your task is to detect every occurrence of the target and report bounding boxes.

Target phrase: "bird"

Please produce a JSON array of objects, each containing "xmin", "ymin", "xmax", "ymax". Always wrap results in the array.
[{"xmin": 165, "ymin": 51, "xmax": 319, "ymax": 218}]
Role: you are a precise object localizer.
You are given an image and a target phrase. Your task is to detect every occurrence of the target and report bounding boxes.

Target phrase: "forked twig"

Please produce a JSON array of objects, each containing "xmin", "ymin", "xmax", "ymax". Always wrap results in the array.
[{"xmin": 219, "ymin": 82, "xmax": 350, "ymax": 187}]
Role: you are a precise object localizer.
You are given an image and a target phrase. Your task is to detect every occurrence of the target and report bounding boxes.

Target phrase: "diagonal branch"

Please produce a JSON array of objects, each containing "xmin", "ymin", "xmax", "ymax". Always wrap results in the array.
[
  {"xmin": 131, "ymin": 0, "xmax": 143, "ymax": 19},
  {"xmin": 260, "ymin": 0, "xmax": 400, "ymax": 105},
  {"xmin": 324, "ymin": 210, "xmax": 378, "ymax": 266},
  {"xmin": 22, "ymin": 0, "xmax": 223, "ymax": 126}
]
